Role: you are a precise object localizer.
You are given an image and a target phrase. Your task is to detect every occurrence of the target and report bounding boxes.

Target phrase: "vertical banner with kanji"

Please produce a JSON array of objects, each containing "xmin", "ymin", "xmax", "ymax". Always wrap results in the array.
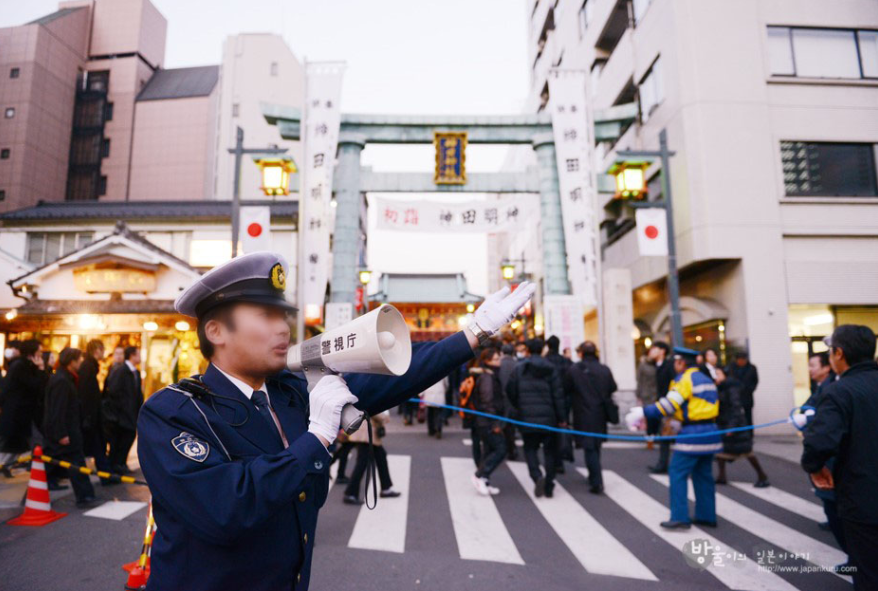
[
  {"xmin": 547, "ymin": 69, "xmax": 599, "ymax": 310},
  {"xmin": 300, "ymin": 62, "xmax": 345, "ymax": 324}
]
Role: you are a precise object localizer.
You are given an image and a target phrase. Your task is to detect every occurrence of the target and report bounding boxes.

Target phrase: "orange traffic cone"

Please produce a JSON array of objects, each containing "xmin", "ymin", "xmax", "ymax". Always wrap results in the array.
[
  {"xmin": 8, "ymin": 446, "xmax": 67, "ymax": 526},
  {"xmin": 123, "ymin": 502, "xmax": 155, "ymax": 590}
]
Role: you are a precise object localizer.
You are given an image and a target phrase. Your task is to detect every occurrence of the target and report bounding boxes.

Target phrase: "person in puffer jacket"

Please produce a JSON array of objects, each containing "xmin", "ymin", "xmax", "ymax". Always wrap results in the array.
[{"xmin": 506, "ymin": 338, "xmax": 566, "ymax": 498}]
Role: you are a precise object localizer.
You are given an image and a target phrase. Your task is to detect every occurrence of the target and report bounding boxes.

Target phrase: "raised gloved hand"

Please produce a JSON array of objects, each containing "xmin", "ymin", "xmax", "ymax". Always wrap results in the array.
[
  {"xmin": 307, "ymin": 375, "xmax": 358, "ymax": 446},
  {"xmin": 624, "ymin": 406, "xmax": 646, "ymax": 432},
  {"xmin": 472, "ymin": 281, "xmax": 537, "ymax": 336},
  {"xmin": 791, "ymin": 407, "xmax": 816, "ymax": 431}
]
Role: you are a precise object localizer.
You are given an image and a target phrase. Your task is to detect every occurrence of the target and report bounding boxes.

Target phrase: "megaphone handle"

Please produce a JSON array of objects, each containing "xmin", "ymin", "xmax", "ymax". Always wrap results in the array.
[{"xmin": 303, "ymin": 368, "xmax": 366, "ymax": 435}]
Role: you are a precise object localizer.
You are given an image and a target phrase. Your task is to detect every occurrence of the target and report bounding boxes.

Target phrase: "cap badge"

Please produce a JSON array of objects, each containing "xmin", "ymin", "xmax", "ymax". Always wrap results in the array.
[{"xmin": 270, "ymin": 262, "xmax": 286, "ymax": 290}]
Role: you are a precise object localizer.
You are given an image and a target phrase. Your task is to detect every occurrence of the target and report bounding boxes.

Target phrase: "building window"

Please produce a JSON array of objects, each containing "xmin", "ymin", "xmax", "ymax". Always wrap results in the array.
[
  {"xmin": 104, "ymin": 102, "xmax": 114, "ymax": 121},
  {"xmin": 4, "ymin": 108, "xmax": 14, "ymax": 119},
  {"xmin": 781, "ymin": 141, "xmax": 878, "ymax": 197},
  {"xmin": 101, "ymin": 138, "xmax": 110, "ymax": 158},
  {"xmin": 578, "ymin": 0, "xmax": 593, "ymax": 38},
  {"xmin": 767, "ymin": 27, "xmax": 878, "ymax": 79},
  {"xmin": 0, "ymin": 190, "xmax": 5, "ymax": 201},
  {"xmin": 25, "ymin": 232, "xmax": 94, "ymax": 265},
  {"xmin": 638, "ymin": 57, "xmax": 663, "ymax": 123},
  {"xmin": 85, "ymin": 70, "xmax": 109, "ymax": 92},
  {"xmin": 232, "ymin": 103, "xmax": 239, "ymax": 117},
  {"xmin": 10, "ymin": 68, "xmax": 19, "ymax": 79},
  {"xmin": 270, "ymin": 62, "xmax": 278, "ymax": 76},
  {"xmin": 590, "ymin": 59, "xmax": 606, "ymax": 97},
  {"xmin": 1, "ymin": 149, "xmax": 9, "ymax": 159},
  {"xmin": 98, "ymin": 175, "xmax": 107, "ymax": 196}
]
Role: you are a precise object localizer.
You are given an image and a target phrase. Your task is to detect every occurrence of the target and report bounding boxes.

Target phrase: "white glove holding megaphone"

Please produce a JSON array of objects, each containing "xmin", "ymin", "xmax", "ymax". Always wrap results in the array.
[
  {"xmin": 625, "ymin": 406, "xmax": 646, "ymax": 432},
  {"xmin": 307, "ymin": 375, "xmax": 358, "ymax": 446},
  {"xmin": 472, "ymin": 281, "xmax": 537, "ymax": 336}
]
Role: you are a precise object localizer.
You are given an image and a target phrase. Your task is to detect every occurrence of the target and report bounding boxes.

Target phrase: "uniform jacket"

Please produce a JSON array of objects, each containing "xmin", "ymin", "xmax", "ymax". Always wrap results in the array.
[
  {"xmin": 77, "ymin": 356, "xmax": 103, "ymax": 430},
  {"xmin": 43, "ymin": 368, "xmax": 85, "ymax": 456},
  {"xmin": 801, "ymin": 361, "xmax": 878, "ymax": 524},
  {"xmin": 104, "ymin": 363, "xmax": 143, "ymax": 431},
  {"xmin": 505, "ymin": 356, "xmax": 565, "ymax": 432},
  {"xmin": 644, "ymin": 366, "xmax": 721, "ymax": 455},
  {"xmin": 564, "ymin": 357, "xmax": 618, "ymax": 449},
  {"xmin": 137, "ymin": 331, "xmax": 473, "ymax": 591}
]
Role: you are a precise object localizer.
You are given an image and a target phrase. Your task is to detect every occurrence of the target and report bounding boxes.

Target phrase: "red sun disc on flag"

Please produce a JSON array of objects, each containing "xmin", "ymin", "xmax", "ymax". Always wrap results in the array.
[
  {"xmin": 247, "ymin": 223, "xmax": 263, "ymax": 237},
  {"xmin": 645, "ymin": 225, "xmax": 659, "ymax": 239}
]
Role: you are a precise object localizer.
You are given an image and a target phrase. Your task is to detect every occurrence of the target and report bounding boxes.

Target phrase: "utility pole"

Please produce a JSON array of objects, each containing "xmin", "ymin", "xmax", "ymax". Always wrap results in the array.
[
  {"xmin": 228, "ymin": 126, "xmax": 287, "ymax": 258},
  {"xmin": 617, "ymin": 128, "xmax": 683, "ymax": 347}
]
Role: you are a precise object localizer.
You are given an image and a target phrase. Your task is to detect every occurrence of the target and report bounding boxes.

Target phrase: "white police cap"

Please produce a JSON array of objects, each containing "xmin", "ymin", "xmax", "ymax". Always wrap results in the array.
[{"xmin": 174, "ymin": 252, "xmax": 297, "ymax": 318}]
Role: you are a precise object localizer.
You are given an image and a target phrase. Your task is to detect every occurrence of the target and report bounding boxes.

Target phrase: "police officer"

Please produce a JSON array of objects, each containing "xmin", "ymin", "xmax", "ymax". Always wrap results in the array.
[
  {"xmin": 137, "ymin": 252, "xmax": 535, "ymax": 591},
  {"xmin": 625, "ymin": 346, "xmax": 721, "ymax": 529}
]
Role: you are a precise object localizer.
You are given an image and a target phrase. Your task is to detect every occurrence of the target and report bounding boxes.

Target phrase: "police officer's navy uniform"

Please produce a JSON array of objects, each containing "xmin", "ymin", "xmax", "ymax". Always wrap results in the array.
[{"xmin": 137, "ymin": 253, "xmax": 475, "ymax": 590}]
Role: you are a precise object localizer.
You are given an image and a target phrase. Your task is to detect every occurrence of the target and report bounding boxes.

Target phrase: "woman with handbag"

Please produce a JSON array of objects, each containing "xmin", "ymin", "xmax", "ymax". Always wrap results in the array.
[
  {"xmin": 342, "ymin": 411, "xmax": 403, "ymax": 505},
  {"xmin": 563, "ymin": 341, "xmax": 619, "ymax": 494}
]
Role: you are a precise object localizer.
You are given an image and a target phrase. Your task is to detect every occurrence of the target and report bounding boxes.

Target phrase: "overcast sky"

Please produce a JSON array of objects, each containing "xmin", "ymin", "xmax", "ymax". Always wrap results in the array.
[{"xmin": 1, "ymin": 0, "xmax": 531, "ymax": 295}]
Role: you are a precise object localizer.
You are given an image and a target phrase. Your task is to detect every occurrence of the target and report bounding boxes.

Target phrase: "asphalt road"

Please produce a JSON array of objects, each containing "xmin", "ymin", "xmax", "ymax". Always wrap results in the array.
[{"xmin": 0, "ymin": 415, "xmax": 852, "ymax": 591}]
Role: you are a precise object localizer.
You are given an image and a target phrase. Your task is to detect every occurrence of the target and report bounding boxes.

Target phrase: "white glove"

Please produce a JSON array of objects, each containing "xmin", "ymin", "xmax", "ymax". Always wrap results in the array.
[
  {"xmin": 472, "ymin": 281, "xmax": 537, "ymax": 335},
  {"xmin": 307, "ymin": 375, "xmax": 358, "ymax": 445},
  {"xmin": 625, "ymin": 406, "xmax": 645, "ymax": 432},
  {"xmin": 792, "ymin": 408, "xmax": 816, "ymax": 430}
]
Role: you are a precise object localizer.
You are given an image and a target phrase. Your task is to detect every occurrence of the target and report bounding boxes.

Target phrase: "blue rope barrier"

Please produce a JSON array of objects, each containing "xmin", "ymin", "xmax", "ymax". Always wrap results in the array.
[{"xmin": 407, "ymin": 398, "xmax": 795, "ymax": 442}]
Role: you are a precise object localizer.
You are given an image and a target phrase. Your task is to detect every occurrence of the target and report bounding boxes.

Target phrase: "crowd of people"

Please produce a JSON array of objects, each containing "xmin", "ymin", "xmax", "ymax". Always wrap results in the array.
[{"xmin": 0, "ymin": 339, "xmax": 144, "ymax": 507}]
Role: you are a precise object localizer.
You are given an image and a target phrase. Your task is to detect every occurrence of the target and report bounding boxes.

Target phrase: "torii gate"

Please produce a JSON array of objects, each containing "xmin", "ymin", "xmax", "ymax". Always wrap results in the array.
[{"xmin": 262, "ymin": 103, "xmax": 636, "ymax": 306}]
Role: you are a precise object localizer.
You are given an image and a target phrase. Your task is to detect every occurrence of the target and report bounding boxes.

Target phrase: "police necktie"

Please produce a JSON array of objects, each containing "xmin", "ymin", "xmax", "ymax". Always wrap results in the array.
[{"xmin": 251, "ymin": 390, "xmax": 283, "ymax": 446}]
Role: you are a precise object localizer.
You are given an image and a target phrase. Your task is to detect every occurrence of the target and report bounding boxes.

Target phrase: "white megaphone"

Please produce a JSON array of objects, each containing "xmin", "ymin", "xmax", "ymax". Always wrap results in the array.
[{"xmin": 287, "ymin": 304, "xmax": 412, "ymax": 434}]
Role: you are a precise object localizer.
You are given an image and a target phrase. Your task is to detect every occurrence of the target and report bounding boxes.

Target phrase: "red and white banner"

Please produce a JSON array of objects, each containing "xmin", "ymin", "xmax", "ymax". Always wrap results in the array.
[
  {"xmin": 373, "ymin": 196, "xmax": 530, "ymax": 233},
  {"xmin": 635, "ymin": 208, "xmax": 669, "ymax": 257},
  {"xmin": 548, "ymin": 69, "xmax": 599, "ymax": 310},
  {"xmin": 240, "ymin": 206, "xmax": 271, "ymax": 253},
  {"xmin": 300, "ymin": 62, "xmax": 345, "ymax": 323}
]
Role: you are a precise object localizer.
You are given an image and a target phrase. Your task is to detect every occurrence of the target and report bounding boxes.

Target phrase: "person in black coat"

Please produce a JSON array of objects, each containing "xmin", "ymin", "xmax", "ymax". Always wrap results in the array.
[
  {"xmin": 802, "ymin": 325, "xmax": 878, "ymax": 590},
  {"xmin": 545, "ymin": 335, "xmax": 574, "ymax": 472},
  {"xmin": 0, "ymin": 340, "xmax": 46, "ymax": 470},
  {"xmin": 506, "ymin": 338, "xmax": 566, "ymax": 498},
  {"xmin": 470, "ymin": 348, "xmax": 507, "ymax": 496},
  {"xmin": 103, "ymin": 345, "xmax": 143, "ymax": 473},
  {"xmin": 727, "ymin": 351, "xmax": 758, "ymax": 425},
  {"xmin": 43, "ymin": 347, "xmax": 97, "ymax": 507},
  {"xmin": 713, "ymin": 368, "xmax": 770, "ymax": 487},
  {"xmin": 649, "ymin": 341, "xmax": 676, "ymax": 474},
  {"xmin": 78, "ymin": 339, "xmax": 111, "ymax": 473},
  {"xmin": 563, "ymin": 341, "xmax": 618, "ymax": 494}
]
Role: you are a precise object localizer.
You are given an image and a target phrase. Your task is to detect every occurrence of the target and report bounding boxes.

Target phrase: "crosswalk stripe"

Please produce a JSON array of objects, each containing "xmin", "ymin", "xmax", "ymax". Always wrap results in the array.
[
  {"xmin": 651, "ymin": 474, "xmax": 846, "ymax": 575},
  {"xmin": 601, "ymin": 470, "xmax": 798, "ymax": 591},
  {"xmin": 84, "ymin": 501, "xmax": 147, "ymax": 521},
  {"xmin": 440, "ymin": 457, "xmax": 524, "ymax": 565},
  {"xmin": 729, "ymin": 481, "xmax": 825, "ymax": 523},
  {"xmin": 507, "ymin": 462, "xmax": 657, "ymax": 580},
  {"xmin": 348, "ymin": 455, "xmax": 410, "ymax": 553}
]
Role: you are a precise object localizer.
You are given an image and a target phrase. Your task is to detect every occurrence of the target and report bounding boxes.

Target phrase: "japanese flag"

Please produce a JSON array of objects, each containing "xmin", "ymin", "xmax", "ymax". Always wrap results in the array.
[
  {"xmin": 241, "ymin": 206, "xmax": 271, "ymax": 253},
  {"xmin": 635, "ymin": 208, "xmax": 668, "ymax": 257}
]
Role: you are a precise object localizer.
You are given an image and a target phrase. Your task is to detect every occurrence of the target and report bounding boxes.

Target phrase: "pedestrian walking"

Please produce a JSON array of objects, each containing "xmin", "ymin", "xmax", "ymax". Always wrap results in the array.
[
  {"xmin": 43, "ymin": 347, "xmax": 98, "ymax": 508},
  {"xmin": 506, "ymin": 338, "xmax": 566, "ymax": 498},
  {"xmin": 564, "ymin": 341, "xmax": 618, "ymax": 494},
  {"xmin": 342, "ymin": 411, "xmax": 402, "ymax": 504},
  {"xmin": 648, "ymin": 341, "xmax": 676, "ymax": 474},
  {"xmin": 802, "ymin": 324, "xmax": 878, "ymax": 590},
  {"xmin": 470, "ymin": 348, "xmax": 506, "ymax": 496},
  {"xmin": 0, "ymin": 340, "xmax": 46, "ymax": 472},
  {"xmin": 78, "ymin": 339, "xmax": 111, "ymax": 473},
  {"xmin": 627, "ymin": 347, "xmax": 721, "ymax": 529},
  {"xmin": 713, "ymin": 367, "xmax": 770, "ymax": 487},
  {"xmin": 421, "ymin": 375, "xmax": 448, "ymax": 438},
  {"xmin": 497, "ymin": 344, "xmax": 519, "ymax": 460},
  {"xmin": 635, "ymin": 349, "xmax": 657, "ymax": 449},
  {"xmin": 727, "ymin": 351, "xmax": 758, "ymax": 425},
  {"xmin": 545, "ymin": 335, "xmax": 574, "ymax": 473},
  {"xmin": 103, "ymin": 345, "xmax": 143, "ymax": 473}
]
